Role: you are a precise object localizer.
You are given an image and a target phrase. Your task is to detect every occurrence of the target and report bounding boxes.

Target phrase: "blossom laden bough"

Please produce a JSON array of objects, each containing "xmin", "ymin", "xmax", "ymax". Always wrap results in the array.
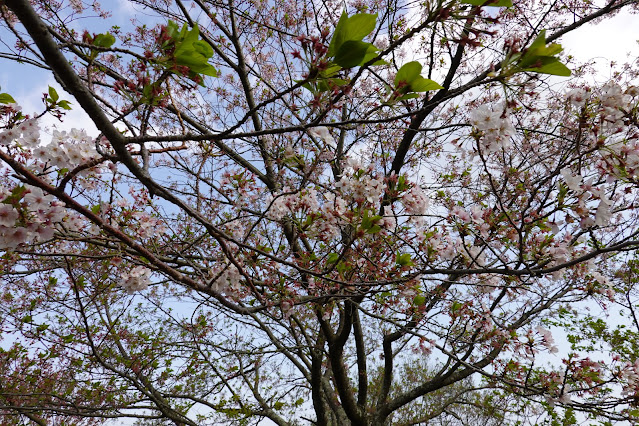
[{"xmin": 1, "ymin": 0, "xmax": 639, "ymax": 425}]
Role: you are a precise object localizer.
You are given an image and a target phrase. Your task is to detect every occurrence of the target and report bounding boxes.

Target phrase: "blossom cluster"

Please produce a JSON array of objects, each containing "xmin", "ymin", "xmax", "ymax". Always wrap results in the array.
[
  {"xmin": 535, "ymin": 325, "xmax": 559, "ymax": 354},
  {"xmin": 132, "ymin": 211, "xmax": 167, "ymax": 238},
  {"xmin": 0, "ymin": 118, "xmax": 40, "ymax": 147},
  {"xmin": 118, "ymin": 265, "xmax": 152, "ymax": 294},
  {"xmin": 469, "ymin": 102, "xmax": 516, "ymax": 153},
  {"xmin": 620, "ymin": 360, "xmax": 639, "ymax": 398},
  {"xmin": 209, "ymin": 263, "xmax": 242, "ymax": 293},
  {"xmin": 33, "ymin": 129, "xmax": 100, "ymax": 170},
  {"xmin": 308, "ymin": 126, "xmax": 336, "ymax": 149},
  {"xmin": 559, "ymin": 166, "xmax": 614, "ymax": 228},
  {"xmin": 268, "ymin": 188, "xmax": 320, "ymax": 221},
  {"xmin": 317, "ymin": 192, "xmax": 348, "ymax": 240},
  {"xmin": 401, "ymin": 185, "xmax": 429, "ymax": 217},
  {"xmin": 0, "ymin": 185, "xmax": 67, "ymax": 250},
  {"xmin": 335, "ymin": 164, "xmax": 385, "ymax": 204}
]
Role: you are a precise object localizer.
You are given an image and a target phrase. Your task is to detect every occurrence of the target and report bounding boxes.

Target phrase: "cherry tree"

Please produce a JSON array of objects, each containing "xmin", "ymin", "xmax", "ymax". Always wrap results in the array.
[{"xmin": 1, "ymin": 0, "xmax": 639, "ymax": 424}]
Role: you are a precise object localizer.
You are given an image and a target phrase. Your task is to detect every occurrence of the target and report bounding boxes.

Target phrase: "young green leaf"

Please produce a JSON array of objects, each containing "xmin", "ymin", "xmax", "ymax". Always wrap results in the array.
[
  {"xmin": 57, "ymin": 100, "xmax": 73, "ymax": 110},
  {"xmin": 396, "ymin": 253, "xmax": 414, "ymax": 267},
  {"xmin": 394, "ymin": 61, "xmax": 443, "ymax": 93},
  {"xmin": 48, "ymin": 86, "xmax": 59, "ymax": 102},
  {"xmin": 334, "ymin": 40, "xmax": 378, "ymax": 68},
  {"xmin": 93, "ymin": 33, "xmax": 116, "ymax": 48},
  {"xmin": 410, "ymin": 77, "xmax": 444, "ymax": 92},
  {"xmin": 515, "ymin": 30, "xmax": 571, "ymax": 76},
  {"xmin": 172, "ymin": 24, "xmax": 218, "ymax": 77},
  {"xmin": 193, "ymin": 40, "xmax": 214, "ymax": 58},
  {"xmin": 394, "ymin": 61, "xmax": 423, "ymax": 86},
  {"xmin": 328, "ymin": 11, "xmax": 378, "ymax": 57},
  {"xmin": 0, "ymin": 93, "xmax": 16, "ymax": 104},
  {"xmin": 521, "ymin": 59, "xmax": 571, "ymax": 77}
]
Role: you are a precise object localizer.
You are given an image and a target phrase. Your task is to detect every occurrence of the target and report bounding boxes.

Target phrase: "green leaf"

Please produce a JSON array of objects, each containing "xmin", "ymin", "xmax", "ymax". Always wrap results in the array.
[
  {"xmin": 335, "ymin": 40, "xmax": 378, "ymax": 68},
  {"xmin": 396, "ymin": 253, "xmax": 414, "ymax": 267},
  {"xmin": 460, "ymin": 0, "xmax": 513, "ymax": 6},
  {"xmin": 367, "ymin": 225, "xmax": 382, "ymax": 234},
  {"xmin": 410, "ymin": 77, "xmax": 443, "ymax": 92},
  {"xmin": 515, "ymin": 30, "xmax": 571, "ymax": 76},
  {"xmin": 393, "ymin": 62, "xmax": 443, "ymax": 95},
  {"xmin": 57, "ymin": 100, "xmax": 72, "ymax": 110},
  {"xmin": 48, "ymin": 86, "xmax": 59, "ymax": 102},
  {"xmin": 327, "ymin": 253, "xmax": 340, "ymax": 264},
  {"xmin": 521, "ymin": 30, "xmax": 553, "ymax": 61},
  {"xmin": 7, "ymin": 185, "xmax": 26, "ymax": 202},
  {"xmin": 394, "ymin": 61, "xmax": 423, "ymax": 87},
  {"xmin": 166, "ymin": 21, "xmax": 179, "ymax": 39},
  {"xmin": 334, "ymin": 40, "xmax": 378, "ymax": 68},
  {"xmin": 522, "ymin": 60, "xmax": 571, "ymax": 76},
  {"xmin": 193, "ymin": 40, "xmax": 214, "ymax": 58},
  {"xmin": 414, "ymin": 295, "xmax": 426, "ymax": 306},
  {"xmin": 0, "ymin": 93, "xmax": 16, "ymax": 104},
  {"xmin": 326, "ymin": 78, "xmax": 350, "ymax": 86},
  {"xmin": 328, "ymin": 11, "xmax": 378, "ymax": 57},
  {"xmin": 395, "ymin": 93, "xmax": 420, "ymax": 101},
  {"xmin": 322, "ymin": 64, "xmax": 343, "ymax": 77},
  {"xmin": 173, "ymin": 23, "xmax": 218, "ymax": 77},
  {"xmin": 93, "ymin": 33, "xmax": 115, "ymax": 48}
]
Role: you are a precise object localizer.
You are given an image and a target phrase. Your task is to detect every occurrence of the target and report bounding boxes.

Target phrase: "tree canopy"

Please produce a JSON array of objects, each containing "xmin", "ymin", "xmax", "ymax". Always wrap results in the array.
[{"xmin": 1, "ymin": 0, "xmax": 639, "ymax": 424}]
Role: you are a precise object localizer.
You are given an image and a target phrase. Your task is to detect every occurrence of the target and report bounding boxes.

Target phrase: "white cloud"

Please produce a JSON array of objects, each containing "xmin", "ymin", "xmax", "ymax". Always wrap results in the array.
[
  {"xmin": 18, "ymin": 74, "xmax": 99, "ymax": 138},
  {"xmin": 561, "ymin": 10, "xmax": 639, "ymax": 77}
]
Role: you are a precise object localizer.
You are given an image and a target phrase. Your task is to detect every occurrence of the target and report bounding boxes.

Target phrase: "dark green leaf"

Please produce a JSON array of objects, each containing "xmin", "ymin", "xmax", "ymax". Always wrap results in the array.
[
  {"xmin": 395, "ymin": 93, "xmax": 420, "ymax": 101},
  {"xmin": 367, "ymin": 225, "xmax": 382, "ymax": 234},
  {"xmin": 513, "ymin": 30, "xmax": 571, "ymax": 77},
  {"xmin": 334, "ymin": 40, "xmax": 378, "ymax": 68},
  {"xmin": 322, "ymin": 64, "xmax": 342, "ymax": 77}
]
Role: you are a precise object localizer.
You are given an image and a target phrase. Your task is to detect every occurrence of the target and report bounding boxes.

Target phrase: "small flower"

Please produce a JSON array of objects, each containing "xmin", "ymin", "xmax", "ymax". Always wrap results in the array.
[
  {"xmin": 308, "ymin": 126, "xmax": 336, "ymax": 149},
  {"xmin": 595, "ymin": 198, "xmax": 612, "ymax": 226},
  {"xmin": 0, "ymin": 204, "xmax": 19, "ymax": 227},
  {"xmin": 560, "ymin": 168, "xmax": 583, "ymax": 191}
]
